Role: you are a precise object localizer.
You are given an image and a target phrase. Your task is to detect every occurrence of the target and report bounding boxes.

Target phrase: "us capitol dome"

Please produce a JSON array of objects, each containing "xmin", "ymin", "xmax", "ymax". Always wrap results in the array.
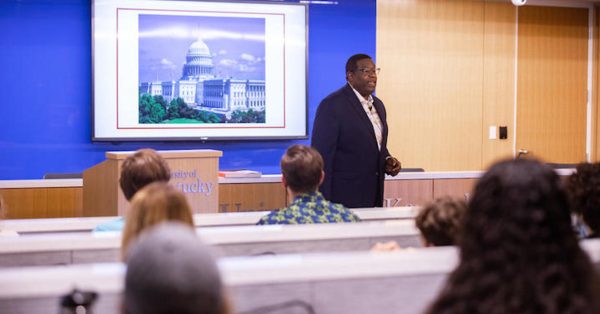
[{"xmin": 181, "ymin": 38, "xmax": 214, "ymax": 80}]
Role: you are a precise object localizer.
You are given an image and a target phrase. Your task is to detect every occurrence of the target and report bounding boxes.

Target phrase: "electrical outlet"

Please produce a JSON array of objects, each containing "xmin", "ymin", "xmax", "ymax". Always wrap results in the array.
[{"xmin": 499, "ymin": 126, "xmax": 508, "ymax": 139}]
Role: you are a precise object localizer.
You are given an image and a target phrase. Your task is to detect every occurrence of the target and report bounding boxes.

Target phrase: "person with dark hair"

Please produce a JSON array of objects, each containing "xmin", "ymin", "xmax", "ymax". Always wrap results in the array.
[
  {"xmin": 94, "ymin": 148, "xmax": 171, "ymax": 232},
  {"xmin": 371, "ymin": 196, "xmax": 465, "ymax": 251},
  {"xmin": 118, "ymin": 149, "xmax": 171, "ymax": 201},
  {"xmin": 425, "ymin": 159, "xmax": 600, "ymax": 314},
  {"xmin": 415, "ymin": 196, "xmax": 466, "ymax": 247},
  {"xmin": 257, "ymin": 144, "xmax": 360, "ymax": 224},
  {"xmin": 566, "ymin": 162, "xmax": 600, "ymax": 238},
  {"xmin": 123, "ymin": 222, "xmax": 233, "ymax": 314},
  {"xmin": 312, "ymin": 53, "xmax": 401, "ymax": 208}
]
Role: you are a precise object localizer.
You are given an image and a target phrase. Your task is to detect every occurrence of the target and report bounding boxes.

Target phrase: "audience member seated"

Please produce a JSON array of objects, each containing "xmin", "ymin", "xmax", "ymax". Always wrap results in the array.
[
  {"xmin": 425, "ymin": 158, "xmax": 600, "ymax": 314},
  {"xmin": 566, "ymin": 162, "xmax": 600, "ymax": 238},
  {"xmin": 257, "ymin": 144, "xmax": 360, "ymax": 225},
  {"xmin": 372, "ymin": 196, "xmax": 466, "ymax": 251},
  {"xmin": 416, "ymin": 196, "xmax": 466, "ymax": 247},
  {"xmin": 94, "ymin": 149, "xmax": 171, "ymax": 232},
  {"xmin": 121, "ymin": 182, "xmax": 194, "ymax": 258},
  {"xmin": 123, "ymin": 222, "xmax": 232, "ymax": 314}
]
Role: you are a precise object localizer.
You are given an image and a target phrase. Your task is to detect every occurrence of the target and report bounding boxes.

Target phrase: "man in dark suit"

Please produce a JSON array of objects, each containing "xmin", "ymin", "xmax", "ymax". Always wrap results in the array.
[{"xmin": 311, "ymin": 53, "xmax": 401, "ymax": 208}]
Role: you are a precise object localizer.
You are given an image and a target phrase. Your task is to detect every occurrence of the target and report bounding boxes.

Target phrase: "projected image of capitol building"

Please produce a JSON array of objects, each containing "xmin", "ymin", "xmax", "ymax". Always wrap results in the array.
[{"xmin": 139, "ymin": 38, "xmax": 266, "ymax": 121}]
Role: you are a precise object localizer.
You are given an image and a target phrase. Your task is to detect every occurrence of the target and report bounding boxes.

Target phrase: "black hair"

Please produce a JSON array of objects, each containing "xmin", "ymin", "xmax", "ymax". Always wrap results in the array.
[
  {"xmin": 425, "ymin": 158, "xmax": 600, "ymax": 314},
  {"xmin": 345, "ymin": 53, "xmax": 372, "ymax": 74}
]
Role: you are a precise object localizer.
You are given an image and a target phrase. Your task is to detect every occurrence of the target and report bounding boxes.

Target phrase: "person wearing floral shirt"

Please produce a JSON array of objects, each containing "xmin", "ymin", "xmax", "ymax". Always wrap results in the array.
[{"xmin": 257, "ymin": 145, "xmax": 361, "ymax": 225}]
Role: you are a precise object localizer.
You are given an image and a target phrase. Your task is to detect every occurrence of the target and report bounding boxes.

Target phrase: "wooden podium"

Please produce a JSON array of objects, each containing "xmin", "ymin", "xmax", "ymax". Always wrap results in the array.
[{"xmin": 83, "ymin": 150, "xmax": 222, "ymax": 216}]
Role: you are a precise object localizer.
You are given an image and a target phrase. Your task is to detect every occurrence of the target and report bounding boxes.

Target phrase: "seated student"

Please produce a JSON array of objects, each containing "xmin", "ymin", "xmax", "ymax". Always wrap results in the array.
[
  {"xmin": 257, "ymin": 144, "xmax": 360, "ymax": 225},
  {"xmin": 424, "ymin": 159, "xmax": 600, "ymax": 314},
  {"xmin": 121, "ymin": 182, "xmax": 194, "ymax": 258},
  {"xmin": 416, "ymin": 196, "xmax": 466, "ymax": 247},
  {"xmin": 566, "ymin": 162, "xmax": 600, "ymax": 238},
  {"xmin": 372, "ymin": 196, "xmax": 466, "ymax": 251},
  {"xmin": 123, "ymin": 222, "xmax": 232, "ymax": 314},
  {"xmin": 94, "ymin": 149, "xmax": 171, "ymax": 232}
]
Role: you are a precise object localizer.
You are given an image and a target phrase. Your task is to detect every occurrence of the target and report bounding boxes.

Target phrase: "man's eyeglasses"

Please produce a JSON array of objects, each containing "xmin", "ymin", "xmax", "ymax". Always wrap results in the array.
[{"xmin": 355, "ymin": 67, "xmax": 380, "ymax": 75}]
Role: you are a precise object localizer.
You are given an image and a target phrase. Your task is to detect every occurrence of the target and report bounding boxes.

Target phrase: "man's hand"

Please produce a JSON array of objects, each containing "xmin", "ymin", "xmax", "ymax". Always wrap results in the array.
[{"xmin": 385, "ymin": 156, "xmax": 401, "ymax": 176}]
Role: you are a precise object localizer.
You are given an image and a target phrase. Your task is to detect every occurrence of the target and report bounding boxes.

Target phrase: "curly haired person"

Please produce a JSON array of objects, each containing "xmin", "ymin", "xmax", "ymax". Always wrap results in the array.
[{"xmin": 425, "ymin": 159, "xmax": 600, "ymax": 314}]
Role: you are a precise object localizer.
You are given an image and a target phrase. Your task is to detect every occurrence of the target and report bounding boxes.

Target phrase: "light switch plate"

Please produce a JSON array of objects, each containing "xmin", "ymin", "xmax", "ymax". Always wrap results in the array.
[{"xmin": 489, "ymin": 126, "xmax": 497, "ymax": 140}]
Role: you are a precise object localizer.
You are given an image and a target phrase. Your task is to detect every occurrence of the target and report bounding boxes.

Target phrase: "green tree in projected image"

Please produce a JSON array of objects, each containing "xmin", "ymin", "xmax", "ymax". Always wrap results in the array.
[
  {"xmin": 139, "ymin": 93, "xmax": 264, "ymax": 124},
  {"xmin": 138, "ymin": 94, "xmax": 220, "ymax": 124},
  {"xmin": 229, "ymin": 109, "xmax": 265, "ymax": 123},
  {"xmin": 139, "ymin": 94, "xmax": 167, "ymax": 123}
]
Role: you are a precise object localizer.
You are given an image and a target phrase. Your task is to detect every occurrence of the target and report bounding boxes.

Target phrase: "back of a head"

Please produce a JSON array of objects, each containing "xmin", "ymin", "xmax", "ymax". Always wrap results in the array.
[
  {"xmin": 121, "ymin": 182, "xmax": 194, "ymax": 258},
  {"xmin": 125, "ymin": 222, "xmax": 226, "ymax": 314},
  {"xmin": 463, "ymin": 158, "xmax": 575, "ymax": 255},
  {"xmin": 119, "ymin": 149, "xmax": 171, "ymax": 201},
  {"xmin": 426, "ymin": 158, "xmax": 598, "ymax": 314},
  {"xmin": 281, "ymin": 144, "xmax": 323, "ymax": 194},
  {"xmin": 567, "ymin": 162, "xmax": 600, "ymax": 235},
  {"xmin": 415, "ymin": 196, "xmax": 466, "ymax": 246}
]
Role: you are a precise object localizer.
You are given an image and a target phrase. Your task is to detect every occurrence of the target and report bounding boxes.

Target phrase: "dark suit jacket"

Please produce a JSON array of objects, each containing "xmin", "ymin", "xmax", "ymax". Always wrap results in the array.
[{"xmin": 311, "ymin": 84, "xmax": 390, "ymax": 208}]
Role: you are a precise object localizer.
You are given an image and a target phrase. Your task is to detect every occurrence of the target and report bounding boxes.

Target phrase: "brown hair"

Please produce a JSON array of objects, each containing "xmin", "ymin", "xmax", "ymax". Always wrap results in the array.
[
  {"xmin": 281, "ymin": 145, "xmax": 324, "ymax": 194},
  {"xmin": 119, "ymin": 149, "xmax": 171, "ymax": 201},
  {"xmin": 121, "ymin": 182, "xmax": 194, "ymax": 259},
  {"xmin": 415, "ymin": 196, "xmax": 466, "ymax": 246}
]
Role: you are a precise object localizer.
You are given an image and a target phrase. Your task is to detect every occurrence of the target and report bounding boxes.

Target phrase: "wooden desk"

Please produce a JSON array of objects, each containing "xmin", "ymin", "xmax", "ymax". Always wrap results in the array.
[{"xmin": 0, "ymin": 169, "xmax": 575, "ymax": 219}]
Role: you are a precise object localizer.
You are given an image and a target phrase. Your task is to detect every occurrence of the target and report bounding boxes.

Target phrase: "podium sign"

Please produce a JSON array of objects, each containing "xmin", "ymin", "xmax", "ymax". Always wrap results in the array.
[{"xmin": 83, "ymin": 150, "xmax": 222, "ymax": 216}]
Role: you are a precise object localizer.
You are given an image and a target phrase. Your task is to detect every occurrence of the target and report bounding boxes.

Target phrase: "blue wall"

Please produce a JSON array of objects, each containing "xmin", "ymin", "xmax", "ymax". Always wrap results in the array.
[{"xmin": 0, "ymin": 0, "xmax": 376, "ymax": 180}]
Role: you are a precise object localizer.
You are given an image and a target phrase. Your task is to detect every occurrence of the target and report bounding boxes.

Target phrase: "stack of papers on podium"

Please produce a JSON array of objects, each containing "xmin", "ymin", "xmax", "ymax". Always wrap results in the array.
[{"xmin": 218, "ymin": 170, "xmax": 262, "ymax": 178}]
